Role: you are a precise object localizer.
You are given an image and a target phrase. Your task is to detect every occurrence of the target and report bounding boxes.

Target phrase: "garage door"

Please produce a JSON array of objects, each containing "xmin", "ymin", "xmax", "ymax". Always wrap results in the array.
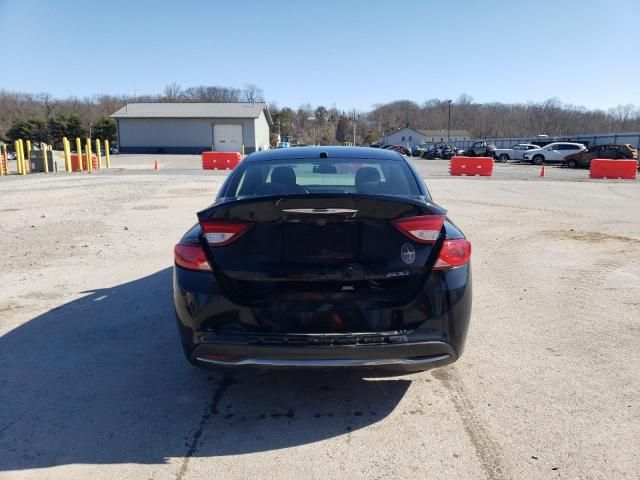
[{"xmin": 213, "ymin": 124, "xmax": 243, "ymax": 152}]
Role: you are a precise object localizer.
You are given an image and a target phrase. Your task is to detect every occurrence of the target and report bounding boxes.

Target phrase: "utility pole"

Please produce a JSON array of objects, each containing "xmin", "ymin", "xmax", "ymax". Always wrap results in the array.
[
  {"xmin": 352, "ymin": 109, "xmax": 357, "ymax": 145},
  {"xmin": 447, "ymin": 100, "xmax": 452, "ymax": 141}
]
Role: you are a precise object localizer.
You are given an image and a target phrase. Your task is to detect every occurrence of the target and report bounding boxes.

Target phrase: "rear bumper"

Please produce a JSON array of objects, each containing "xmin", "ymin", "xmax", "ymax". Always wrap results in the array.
[
  {"xmin": 191, "ymin": 340, "xmax": 457, "ymax": 372},
  {"xmin": 173, "ymin": 262, "xmax": 472, "ymax": 372}
]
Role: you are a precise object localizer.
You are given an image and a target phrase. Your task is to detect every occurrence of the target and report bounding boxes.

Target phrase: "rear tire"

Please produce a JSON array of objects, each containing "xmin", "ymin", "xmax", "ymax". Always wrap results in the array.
[
  {"xmin": 498, "ymin": 154, "xmax": 509, "ymax": 162},
  {"xmin": 567, "ymin": 159, "xmax": 577, "ymax": 168},
  {"xmin": 532, "ymin": 155, "xmax": 545, "ymax": 165}
]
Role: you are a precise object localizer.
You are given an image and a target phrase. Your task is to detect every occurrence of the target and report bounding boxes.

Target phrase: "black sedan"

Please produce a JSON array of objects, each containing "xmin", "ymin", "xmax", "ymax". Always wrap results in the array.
[{"xmin": 173, "ymin": 147, "xmax": 472, "ymax": 372}]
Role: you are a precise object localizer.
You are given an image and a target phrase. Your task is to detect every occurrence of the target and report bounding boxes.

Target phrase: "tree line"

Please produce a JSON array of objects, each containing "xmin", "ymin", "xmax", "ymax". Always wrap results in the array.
[{"xmin": 1, "ymin": 84, "xmax": 638, "ymax": 149}]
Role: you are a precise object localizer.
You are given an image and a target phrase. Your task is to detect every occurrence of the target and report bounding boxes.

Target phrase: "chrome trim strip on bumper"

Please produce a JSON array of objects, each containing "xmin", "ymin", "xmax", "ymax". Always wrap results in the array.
[{"xmin": 194, "ymin": 354, "xmax": 451, "ymax": 367}]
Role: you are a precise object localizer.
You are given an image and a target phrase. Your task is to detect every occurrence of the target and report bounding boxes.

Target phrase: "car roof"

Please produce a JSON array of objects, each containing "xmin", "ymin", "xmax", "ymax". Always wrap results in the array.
[{"xmin": 243, "ymin": 146, "xmax": 405, "ymax": 162}]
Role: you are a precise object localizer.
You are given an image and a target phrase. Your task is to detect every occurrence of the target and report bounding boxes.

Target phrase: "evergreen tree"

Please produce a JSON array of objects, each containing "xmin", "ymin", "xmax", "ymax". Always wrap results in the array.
[
  {"xmin": 92, "ymin": 117, "xmax": 117, "ymax": 142},
  {"xmin": 335, "ymin": 115, "xmax": 349, "ymax": 143},
  {"xmin": 6, "ymin": 119, "xmax": 48, "ymax": 143},
  {"xmin": 65, "ymin": 114, "xmax": 87, "ymax": 139}
]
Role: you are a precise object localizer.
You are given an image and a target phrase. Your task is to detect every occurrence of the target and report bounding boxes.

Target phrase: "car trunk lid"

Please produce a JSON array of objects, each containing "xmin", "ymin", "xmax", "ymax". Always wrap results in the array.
[{"xmin": 197, "ymin": 194, "xmax": 446, "ymax": 307}]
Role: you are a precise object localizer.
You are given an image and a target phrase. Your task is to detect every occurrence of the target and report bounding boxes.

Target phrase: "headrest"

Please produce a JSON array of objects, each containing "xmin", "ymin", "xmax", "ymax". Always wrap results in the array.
[
  {"xmin": 271, "ymin": 166, "xmax": 297, "ymax": 185},
  {"xmin": 355, "ymin": 167, "xmax": 381, "ymax": 189}
]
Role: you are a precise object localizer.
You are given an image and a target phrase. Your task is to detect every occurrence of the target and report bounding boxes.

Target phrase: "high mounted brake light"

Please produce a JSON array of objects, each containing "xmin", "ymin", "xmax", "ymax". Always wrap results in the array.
[
  {"xmin": 174, "ymin": 244, "xmax": 212, "ymax": 271},
  {"xmin": 434, "ymin": 239, "xmax": 472, "ymax": 270},
  {"xmin": 393, "ymin": 215, "xmax": 446, "ymax": 244},
  {"xmin": 199, "ymin": 220, "xmax": 250, "ymax": 246}
]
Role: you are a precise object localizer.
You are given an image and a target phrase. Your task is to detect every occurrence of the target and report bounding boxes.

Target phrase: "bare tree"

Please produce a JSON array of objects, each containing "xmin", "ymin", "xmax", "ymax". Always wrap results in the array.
[
  {"xmin": 37, "ymin": 93, "xmax": 57, "ymax": 120},
  {"xmin": 243, "ymin": 84, "xmax": 264, "ymax": 103},
  {"xmin": 608, "ymin": 104, "xmax": 636, "ymax": 130},
  {"xmin": 183, "ymin": 86, "xmax": 242, "ymax": 102},
  {"xmin": 162, "ymin": 82, "xmax": 183, "ymax": 102}
]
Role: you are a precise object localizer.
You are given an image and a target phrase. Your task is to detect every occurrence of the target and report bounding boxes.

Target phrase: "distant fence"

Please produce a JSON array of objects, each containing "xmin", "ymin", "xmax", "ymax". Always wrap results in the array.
[{"xmin": 447, "ymin": 132, "xmax": 640, "ymax": 150}]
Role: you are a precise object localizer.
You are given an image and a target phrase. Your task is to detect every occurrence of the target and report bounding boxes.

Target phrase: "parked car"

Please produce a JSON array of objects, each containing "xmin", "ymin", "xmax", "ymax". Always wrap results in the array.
[
  {"xmin": 523, "ymin": 142, "xmax": 586, "ymax": 165},
  {"xmin": 390, "ymin": 144, "xmax": 411, "ymax": 156},
  {"xmin": 463, "ymin": 141, "xmax": 496, "ymax": 157},
  {"xmin": 173, "ymin": 146, "xmax": 472, "ymax": 373},
  {"xmin": 564, "ymin": 144, "xmax": 638, "ymax": 168},
  {"xmin": 7, "ymin": 151, "xmax": 17, "ymax": 160},
  {"xmin": 422, "ymin": 142, "xmax": 458, "ymax": 160},
  {"xmin": 276, "ymin": 141, "xmax": 291, "ymax": 149},
  {"xmin": 411, "ymin": 143, "xmax": 433, "ymax": 157},
  {"xmin": 492, "ymin": 144, "xmax": 540, "ymax": 162}
]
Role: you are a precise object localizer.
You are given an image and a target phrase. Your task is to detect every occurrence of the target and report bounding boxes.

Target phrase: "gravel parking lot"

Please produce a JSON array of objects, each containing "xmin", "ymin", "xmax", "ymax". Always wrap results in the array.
[{"xmin": 1, "ymin": 155, "xmax": 638, "ymax": 479}]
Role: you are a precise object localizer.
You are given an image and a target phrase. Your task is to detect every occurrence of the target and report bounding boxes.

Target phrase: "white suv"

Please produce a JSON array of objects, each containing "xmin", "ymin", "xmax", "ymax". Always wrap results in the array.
[{"xmin": 523, "ymin": 142, "xmax": 586, "ymax": 165}]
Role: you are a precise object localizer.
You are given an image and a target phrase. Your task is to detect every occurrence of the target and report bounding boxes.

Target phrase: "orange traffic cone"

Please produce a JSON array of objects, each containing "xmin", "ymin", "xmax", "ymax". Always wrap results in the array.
[
  {"xmin": 540, "ymin": 165, "xmax": 545, "ymax": 177},
  {"xmin": 154, "ymin": 160, "xmax": 159, "ymax": 171}
]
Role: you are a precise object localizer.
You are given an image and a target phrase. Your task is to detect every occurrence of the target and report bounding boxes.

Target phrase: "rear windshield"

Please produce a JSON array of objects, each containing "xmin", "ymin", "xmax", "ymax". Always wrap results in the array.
[{"xmin": 222, "ymin": 158, "xmax": 421, "ymax": 198}]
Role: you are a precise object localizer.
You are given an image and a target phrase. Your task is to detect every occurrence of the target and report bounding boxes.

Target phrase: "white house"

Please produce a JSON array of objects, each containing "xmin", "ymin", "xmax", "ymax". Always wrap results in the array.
[{"xmin": 381, "ymin": 127, "xmax": 472, "ymax": 149}]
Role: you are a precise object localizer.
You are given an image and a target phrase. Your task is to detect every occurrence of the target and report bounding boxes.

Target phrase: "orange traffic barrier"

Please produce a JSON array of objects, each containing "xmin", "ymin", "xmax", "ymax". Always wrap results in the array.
[
  {"xmin": 589, "ymin": 159, "xmax": 637, "ymax": 179},
  {"xmin": 202, "ymin": 151, "xmax": 241, "ymax": 170},
  {"xmin": 71, "ymin": 153, "xmax": 98, "ymax": 172},
  {"xmin": 450, "ymin": 156, "xmax": 494, "ymax": 176},
  {"xmin": 0, "ymin": 154, "xmax": 6, "ymax": 175}
]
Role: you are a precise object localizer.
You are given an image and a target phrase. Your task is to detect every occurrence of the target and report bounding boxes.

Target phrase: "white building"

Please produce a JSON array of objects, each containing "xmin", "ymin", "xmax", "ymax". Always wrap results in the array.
[
  {"xmin": 381, "ymin": 127, "xmax": 472, "ymax": 149},
  {"xmin": 111, "ymin": 103, "xmax": 272, "ymax": 154}
]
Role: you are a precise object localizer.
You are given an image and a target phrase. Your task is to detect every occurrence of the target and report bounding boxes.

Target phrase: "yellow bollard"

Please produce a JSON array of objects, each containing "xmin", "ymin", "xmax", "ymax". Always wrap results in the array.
[
  {"xmin": 86, "ymin": 138, "xmax": 93, "ymax": 171},
  {"xmin": 75, "ymin": 138, "xmax": 83, "ymax": 172},
  {"xmin": 18, "ymin": 140, "xmax": 26, "ymax": 175},
  {"xmin": 1, "ymin": 144, "xmax": 7, "ymax": 175},
  {"xmin": 14, "ymin": 141, "xmax": 21, "ymax": 174},
  {"xmin": 104, "ymin": 140, "xmax": 111, "ymax": 168},
  {"xmin": 62, "ymin": 137, "xmax": 71, "ymax": 172},
  {"xmin": 95, "ymin": 139, "xmax": 102, "ymax": 169},
  {"xmin": 43, "ymin": 144, "xmax": 49, "ymax": 173},
  {"xmin": 67, "ymin": 139, "xmax": 73, "ymax": 172},
  {"xmin": 25, "ymin": 140, "xmax": 32, "ymax": 166}
]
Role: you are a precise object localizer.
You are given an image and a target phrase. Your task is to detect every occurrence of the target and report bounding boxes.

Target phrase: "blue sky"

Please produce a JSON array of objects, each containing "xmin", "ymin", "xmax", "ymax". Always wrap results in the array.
[{"xmin": 0, "ymin": 0, "xmax": 638, "ymax": 111}]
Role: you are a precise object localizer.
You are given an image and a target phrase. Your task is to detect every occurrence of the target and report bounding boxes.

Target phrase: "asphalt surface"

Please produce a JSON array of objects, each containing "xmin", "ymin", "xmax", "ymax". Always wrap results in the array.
[{"xmin": 0, "ymin": 155, "xmax": 639, "ymax": 479}]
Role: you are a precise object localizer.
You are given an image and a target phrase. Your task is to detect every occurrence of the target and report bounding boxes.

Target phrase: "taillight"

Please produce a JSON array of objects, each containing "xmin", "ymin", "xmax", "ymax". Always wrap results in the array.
[
  {"xmin": 393, "ymin": 215, "xmax": 446, "ymax": 243},
  {"xmin": 434, "ymin": 239, "xmax": 471, "ymax": 270},
  {"xmin": 174, "ymin": 244, "xmax": 212, "ymax": 271},
  {"xmin": 199, "ymin": 220, "xmax": 250, "ymax": 246}
]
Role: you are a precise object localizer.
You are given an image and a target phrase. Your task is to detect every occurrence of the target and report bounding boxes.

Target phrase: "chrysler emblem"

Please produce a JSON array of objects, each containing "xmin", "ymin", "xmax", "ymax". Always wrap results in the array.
[{"xmin": 400, "ymin": 243, "xmax": 416, "ymax": 264}]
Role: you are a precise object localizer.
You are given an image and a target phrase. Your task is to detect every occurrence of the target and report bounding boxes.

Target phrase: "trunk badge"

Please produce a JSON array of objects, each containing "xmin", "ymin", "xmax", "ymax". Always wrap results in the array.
[
  {"xmin": 386, "ymin": 271, "xmax": 410, "ymax": 278},
  {"xmin": 400, "ymin": 243, "xmax": 416, "ymax": 264}
]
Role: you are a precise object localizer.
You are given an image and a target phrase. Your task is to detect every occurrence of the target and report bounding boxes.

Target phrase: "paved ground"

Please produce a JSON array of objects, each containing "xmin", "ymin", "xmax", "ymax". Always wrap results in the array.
[{"xmin": 0, "ymin": 155, "xmax": 639, "ymax": 479}]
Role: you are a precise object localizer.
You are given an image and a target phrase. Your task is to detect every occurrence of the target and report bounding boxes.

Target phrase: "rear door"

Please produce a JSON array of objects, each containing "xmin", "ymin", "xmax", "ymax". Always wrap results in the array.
[
  {"xmin": 544, "ymin": 144, "xmax": 560, "ymax": 161},
  {"xmin": 604, "ymin": 145, "xmax": 619, "ymax": 159},
  {"xmin": 511, "ymin": 145, "xmax": 523, "ymax": 159}
]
